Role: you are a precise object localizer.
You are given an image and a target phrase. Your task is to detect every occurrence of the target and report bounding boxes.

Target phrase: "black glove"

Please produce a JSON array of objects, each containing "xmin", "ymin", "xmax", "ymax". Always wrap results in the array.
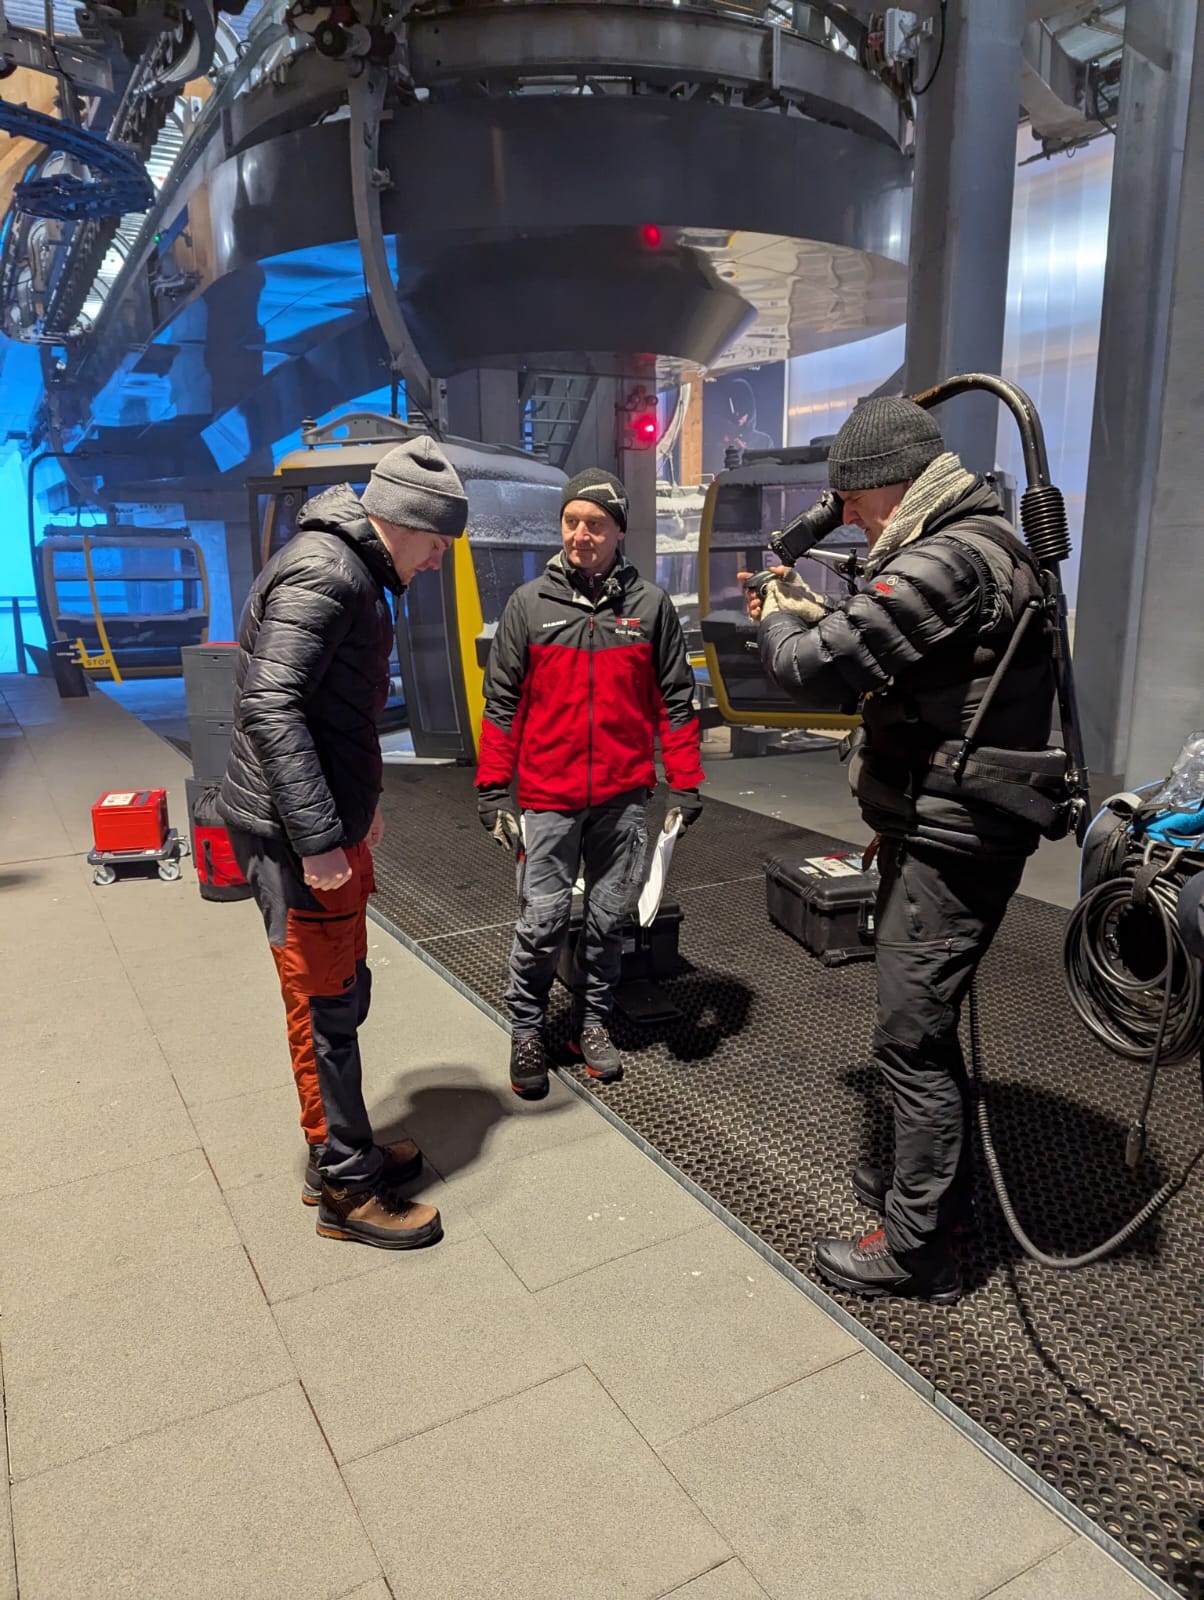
[
  {"xmin": 477, "ymin": 787, "xmax": 521, "ymax": 851},
  {"xmin": 669, "ymin": 789, "xmax": 703, "ymax": 832}
]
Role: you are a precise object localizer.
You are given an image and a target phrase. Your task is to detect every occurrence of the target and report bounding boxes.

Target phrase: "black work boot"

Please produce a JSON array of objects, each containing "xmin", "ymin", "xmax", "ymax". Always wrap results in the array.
[
  {"xmin": 569, "ymin": 1025, "xmax": 623, "ymax": 1082},
  {"xmin": 852, "ymin": 1164, "xmax": 889, "ymax": 1213},
  {"xmin": 510, "ymin": 1035, "xmax": 549, "ymax": 1100},
  {"xmin": 316, "ymin": 1182, "xmax": 442, "ymax": 1250},
  {"xmin": 303, "ymin": 1139, "xmax": 423, "ymax": 1207},
  {"xmin": 851, "ymin": 1165, "xmax": 975, "ymax": 1237},
  {"xmin": 813, "ymin": 1227, "xmax": 962, "ymax": 1304}
]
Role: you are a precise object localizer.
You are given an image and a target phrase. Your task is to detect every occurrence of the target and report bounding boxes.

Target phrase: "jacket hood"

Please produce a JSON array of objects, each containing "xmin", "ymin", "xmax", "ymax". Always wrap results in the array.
[{"xmin": 298, "ymin": 484, "xmax": 404, "ymax": 595}]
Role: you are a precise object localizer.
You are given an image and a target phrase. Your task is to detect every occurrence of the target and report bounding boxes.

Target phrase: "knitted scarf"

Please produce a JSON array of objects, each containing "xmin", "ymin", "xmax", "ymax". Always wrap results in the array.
[{"xmin": 862, "ymin": 452, "xmax": 978, "ymax": 577}]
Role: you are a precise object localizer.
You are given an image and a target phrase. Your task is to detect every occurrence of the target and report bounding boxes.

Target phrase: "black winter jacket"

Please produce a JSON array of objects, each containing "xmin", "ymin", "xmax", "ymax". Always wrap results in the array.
[
  {"xmin": 218, "ymin": 485, "xmax": 402, "ymax": 858},
  {"xmin": 759, "ymin": 479, "xmax": 1055, "ymax": 857}
]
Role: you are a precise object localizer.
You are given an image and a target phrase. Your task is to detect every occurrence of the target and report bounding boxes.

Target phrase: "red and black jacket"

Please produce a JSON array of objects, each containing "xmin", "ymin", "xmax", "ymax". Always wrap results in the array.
[{"xmin": 477, "ymin": 553, "xmax": 704, "ymax": 810}]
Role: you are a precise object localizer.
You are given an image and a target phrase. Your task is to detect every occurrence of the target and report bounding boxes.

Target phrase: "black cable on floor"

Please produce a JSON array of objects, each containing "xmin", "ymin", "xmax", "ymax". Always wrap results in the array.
[{"xmin": 970, "ymin": 849, "xmax": 1204, "ymax": 1269}]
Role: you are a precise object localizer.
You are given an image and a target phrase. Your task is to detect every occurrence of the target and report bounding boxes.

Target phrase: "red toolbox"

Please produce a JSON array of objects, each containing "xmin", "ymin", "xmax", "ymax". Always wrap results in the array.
[{"xmin": 91, "ymin": 789, "xmax": 169, "ymax": 855}]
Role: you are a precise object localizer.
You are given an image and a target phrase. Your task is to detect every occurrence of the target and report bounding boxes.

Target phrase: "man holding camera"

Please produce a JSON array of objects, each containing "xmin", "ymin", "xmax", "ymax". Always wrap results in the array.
[
  {"xmin": 745, "ymin": 397, "xmax": 1057, "ymax": 1303},
  {"xmin": 476, "ymin": 468, "xmax": 704, "ymax": 1100}
]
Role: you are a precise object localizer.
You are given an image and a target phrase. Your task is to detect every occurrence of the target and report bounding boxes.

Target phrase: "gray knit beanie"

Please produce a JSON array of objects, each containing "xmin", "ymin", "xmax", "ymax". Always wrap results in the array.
[
  {"xmin": 360, "ymin": 436, "xmax": 468, "ymax": 538},
  {"xmin": 827, "ymin": 397, "xmax": 944, "ymax": 492}
]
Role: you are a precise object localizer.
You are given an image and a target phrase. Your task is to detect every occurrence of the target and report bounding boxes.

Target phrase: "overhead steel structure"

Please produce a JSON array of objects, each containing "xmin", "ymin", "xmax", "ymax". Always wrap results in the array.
[{"xmin": 1, "ymin": 0, "xmax": 916, "ymax": 496}]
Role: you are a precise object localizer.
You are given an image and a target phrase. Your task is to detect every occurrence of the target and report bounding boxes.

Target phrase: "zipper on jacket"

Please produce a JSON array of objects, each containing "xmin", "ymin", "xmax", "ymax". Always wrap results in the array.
[{"xmin": 587, "ymin": 612, "xmax": 595, "ymax": 807}]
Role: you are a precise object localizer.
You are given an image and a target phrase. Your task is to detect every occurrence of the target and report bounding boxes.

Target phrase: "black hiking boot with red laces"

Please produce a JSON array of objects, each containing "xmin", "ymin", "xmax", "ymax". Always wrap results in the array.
[
  {"xmin": 813, "ymin": 1227, "xmax": 962, "ymax": 1304},
  {"xmin": 510, "ymin": 1035, "xmax": 549, "ymax": 1100},
  {"xmin": 851, "ymin": 1165, "xmax": 975, "ymax": 1237},
  {"xmin": 569, "ymin": 1026, "xmax": 623, "ymax": 1082}
]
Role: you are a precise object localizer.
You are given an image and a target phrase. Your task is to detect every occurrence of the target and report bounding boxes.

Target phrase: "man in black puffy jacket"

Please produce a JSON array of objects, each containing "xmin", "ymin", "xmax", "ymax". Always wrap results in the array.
[
  {"xmin": 219, "ymin": 436, "xmax": 466, "ymax": 1251},
  {"xmin": 747, "ymin": 397, "xmax": 1056, "ymax": 1303}
]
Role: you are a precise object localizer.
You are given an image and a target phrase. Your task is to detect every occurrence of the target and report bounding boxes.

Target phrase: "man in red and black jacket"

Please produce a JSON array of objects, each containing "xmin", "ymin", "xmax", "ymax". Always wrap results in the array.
[{"xmin": 477, "ymin": 468, "xmax": 704, "ymax": 1098}]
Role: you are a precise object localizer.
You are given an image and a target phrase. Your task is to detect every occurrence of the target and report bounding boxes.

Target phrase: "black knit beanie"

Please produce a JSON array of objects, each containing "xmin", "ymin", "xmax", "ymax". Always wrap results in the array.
[
  {"xmin": 827, "ymin": 397, "xmax": 944, "ymax": 492},
  {"xmin": 561, "ymin": 469, "xmax": 628, "ymax": 533}
]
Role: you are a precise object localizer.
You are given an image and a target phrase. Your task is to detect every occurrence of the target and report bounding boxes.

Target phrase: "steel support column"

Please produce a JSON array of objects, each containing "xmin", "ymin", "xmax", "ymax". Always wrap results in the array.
[
  {"xmin": 903, "ymin": 0, "xmax": 1026, "ymax": 473},
  {"xmin": 558, "ymin": 376, "xmax": 657, "ymax": 576},
  {"xmin": 444, "ymin": 370, "xmax": 522, "ymax": 447},
  {"xmin": 1075, "ymin": 0, "xmax": 1201, "ymax": 785}
]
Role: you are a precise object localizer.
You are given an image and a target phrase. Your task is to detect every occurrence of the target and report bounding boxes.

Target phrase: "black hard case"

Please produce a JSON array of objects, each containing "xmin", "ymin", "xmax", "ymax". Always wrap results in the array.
[{"xmin": 764, "ymin": 850, "xmax": 877, "ymax": 966}]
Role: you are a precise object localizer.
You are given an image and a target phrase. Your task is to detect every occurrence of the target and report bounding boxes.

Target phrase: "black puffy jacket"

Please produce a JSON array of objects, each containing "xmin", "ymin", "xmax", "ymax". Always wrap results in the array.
[
  {"xmin": 218, "ymin": 485, "xmax": 401, "ymax": 858},
  {"xmin": 759, "ymin": 478, "xmax": 1055, "ymax": 857}
]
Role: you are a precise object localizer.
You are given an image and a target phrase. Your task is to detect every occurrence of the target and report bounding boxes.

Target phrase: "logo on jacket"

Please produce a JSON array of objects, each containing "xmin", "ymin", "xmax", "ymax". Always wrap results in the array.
[
  {"xmin": 873, "ymin": 575, "xmax": 900, "ymax": 594},
  {"xmin": 615, "ymin": 616, "xmax": 644, "ymax": 637},
  {"xmin": 541, "ymin": 618, "xmax": 569, "ymax": 629}
]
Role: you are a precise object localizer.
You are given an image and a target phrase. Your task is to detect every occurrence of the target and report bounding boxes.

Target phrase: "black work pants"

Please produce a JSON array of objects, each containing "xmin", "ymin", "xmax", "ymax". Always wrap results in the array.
[
  {"xmin": 874, "ymin": 838, "xmax": 1023, "ymax": 1254},
  {"xmin": 506, "ymin": 789, "xmax": 648, "ymax": 1036}
]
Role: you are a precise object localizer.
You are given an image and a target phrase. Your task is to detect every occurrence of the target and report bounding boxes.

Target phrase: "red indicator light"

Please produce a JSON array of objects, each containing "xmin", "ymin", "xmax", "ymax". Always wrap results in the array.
[{"xmin": 640, "ymin": 225, "xmax": 662, "ymax": 250}]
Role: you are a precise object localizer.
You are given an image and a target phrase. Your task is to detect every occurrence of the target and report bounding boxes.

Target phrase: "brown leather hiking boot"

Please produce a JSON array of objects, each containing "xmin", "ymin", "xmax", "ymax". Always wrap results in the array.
[
  {"xmin": 316, "ymin": 1181, "xmax": 442, "ymax": 1250},
  {"xmin": 302, "ymin": 1139, "xmax": 422, "ymax": 1207}
]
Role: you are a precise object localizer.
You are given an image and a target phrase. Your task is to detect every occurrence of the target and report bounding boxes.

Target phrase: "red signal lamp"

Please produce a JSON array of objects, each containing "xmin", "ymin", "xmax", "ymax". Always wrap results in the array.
[
  {"xmin": 627, "ymin": 410, "xmax": 659, "ymax": 449},
  {"xmin": 640, "ymin": 224, "xmax": 662, "ymax": 250}
]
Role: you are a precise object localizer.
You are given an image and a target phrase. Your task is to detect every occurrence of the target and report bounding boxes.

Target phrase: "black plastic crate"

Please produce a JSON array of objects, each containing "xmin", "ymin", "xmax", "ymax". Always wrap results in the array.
[
  {"xmin": 765, "ymin": 849, "xmax": 877, "ymax": 966},
  {"xmin": 188, "ymin": 714, "xmax": 234, "ymax": 783},
  {"xmin": 556, "ymin": 897, "xmax": 684, "ymax": 988},
  {"xmin": 181, "ymin": 643, "xmax": 239, "ymax": 720}
]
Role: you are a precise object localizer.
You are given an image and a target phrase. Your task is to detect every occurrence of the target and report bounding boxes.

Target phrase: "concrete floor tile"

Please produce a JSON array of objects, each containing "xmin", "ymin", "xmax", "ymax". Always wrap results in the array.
[
  {"xmin": 4, "ymin": 1245, "xmax": 295, "ymax": 1479},
  {"xmin": 10, "ymin": 1384, "xmax": 379, "ymax": 1600},
  {"xmin": 0, "ymin": 1148, "xmax": 238, "ymax": 1314},
  {"xmin": 1, "ymin": 1080, "xmax": 198, "ymax": 1200},
  {"xmin": 124, "ymin": 940, "xmax": 280, "ymax": 1030},
  {"xmin": 447, "ymin": 1128, "xmax": 711, "ymax": 1291},
  {"xmin": 372, "ymin": 1062, "xmax": 603, "ymax": 1183},
  {"xmin": 664, "ymin": 1560, "xmax": 771, "ymax": 1599},
  {"xmin": 191, "ymin": 1083, "xmax": 308, "ymax": 1192},
  {"xmin": 92, "ymin": 877, "xmax": 247, "ymax": 952},
  {"xmin": 0, "ymin": 850, "xmax": 103, "ymax": 933},
  {"xmin": 333, "ymin": 1583, "xmax": 391, "ymax": 1600},
  {"xmin": 346, "ymin": 1367, "xmax": 730, "ymax": 1600},
  {"xmin": 536, "ymin": 1224, "xmax": 858, "ymax": 1446},
  {"xmin": 166, "ymin": 1027, "xmax": 295, "ymax": 1107},
  {"xmin": 136, "ymin": 965, "xmax": 284, "ymax": 1043},
  {"xmin": 227, "ymin": 1167, "xmax": 479, "ymax": 1305},
  {"xmin": 986, "ymin": 1538, "xmax": 1156, "ymax": 1599},
  {"xmin": 0, "ymin": 1352, "xmax": 13, "ymax": 1600},
  {"xmin": 276, "ymin": 1234, "xmax": 578, "ymax": 1462},
  {"xmin": 1, "ymin": 976, "xmax": 172, "ymax": 1111},
  {"xmin": 661, "ymin": 1354, "xmax": 1069, "ymax": 1600}
]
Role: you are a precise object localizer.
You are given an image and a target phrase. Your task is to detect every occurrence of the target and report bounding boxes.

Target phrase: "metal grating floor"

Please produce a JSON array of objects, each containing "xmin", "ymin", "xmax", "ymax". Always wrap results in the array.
[{"xmin": 375, "ymin": 765, "xmax": 1204, "ymax": 1598}]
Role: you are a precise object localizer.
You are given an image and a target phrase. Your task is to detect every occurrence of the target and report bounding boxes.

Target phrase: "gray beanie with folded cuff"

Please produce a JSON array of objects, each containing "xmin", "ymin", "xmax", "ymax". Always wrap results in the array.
[
  {"xmin": 826, "ymin": 397, "xmax": 944, "ymax": 492},
  {"xmin": 360, "ymin": 436, "xmax": 468, "ymax": 538}
]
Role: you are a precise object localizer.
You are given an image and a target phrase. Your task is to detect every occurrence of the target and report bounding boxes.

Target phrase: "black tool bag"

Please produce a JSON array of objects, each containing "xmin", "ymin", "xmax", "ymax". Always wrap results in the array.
[{"xmin": 765, "ymin": 849, "xmax": 877, "ymax": 966}]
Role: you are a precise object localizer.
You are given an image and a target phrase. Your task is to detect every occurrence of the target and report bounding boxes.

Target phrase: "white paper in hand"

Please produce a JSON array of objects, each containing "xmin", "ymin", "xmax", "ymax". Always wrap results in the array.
[{"xmin": 638, "ymin": 809, "xmax": 683, "ymax": 927}]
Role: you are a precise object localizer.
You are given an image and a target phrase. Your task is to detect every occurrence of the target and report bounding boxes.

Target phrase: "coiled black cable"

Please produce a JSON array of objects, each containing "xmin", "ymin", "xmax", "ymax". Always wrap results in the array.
[
  {"xmin": 1064, "ymin": 852, "xmax": 1202, "ymax": 1063},
  {"xmin": 968, "ymin": 849, "xmax": 1204, "ymax": 1269}
]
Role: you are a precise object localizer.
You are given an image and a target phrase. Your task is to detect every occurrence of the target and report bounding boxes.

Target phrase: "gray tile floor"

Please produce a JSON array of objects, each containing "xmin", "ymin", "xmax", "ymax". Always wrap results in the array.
[{"xmin": 0, "ymin": 675, "xmax": 1156, "ymax": 1600}]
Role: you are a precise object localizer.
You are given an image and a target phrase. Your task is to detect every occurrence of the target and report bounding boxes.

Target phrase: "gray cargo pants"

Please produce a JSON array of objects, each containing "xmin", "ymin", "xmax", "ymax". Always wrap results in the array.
[
  {"xmin": 506, "ymin": 788, "xmax": 648, "ymax": 1037},
  {"xmin": 874, "ymin": 838, "xmax": 1024, "ymax": 1254}
]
